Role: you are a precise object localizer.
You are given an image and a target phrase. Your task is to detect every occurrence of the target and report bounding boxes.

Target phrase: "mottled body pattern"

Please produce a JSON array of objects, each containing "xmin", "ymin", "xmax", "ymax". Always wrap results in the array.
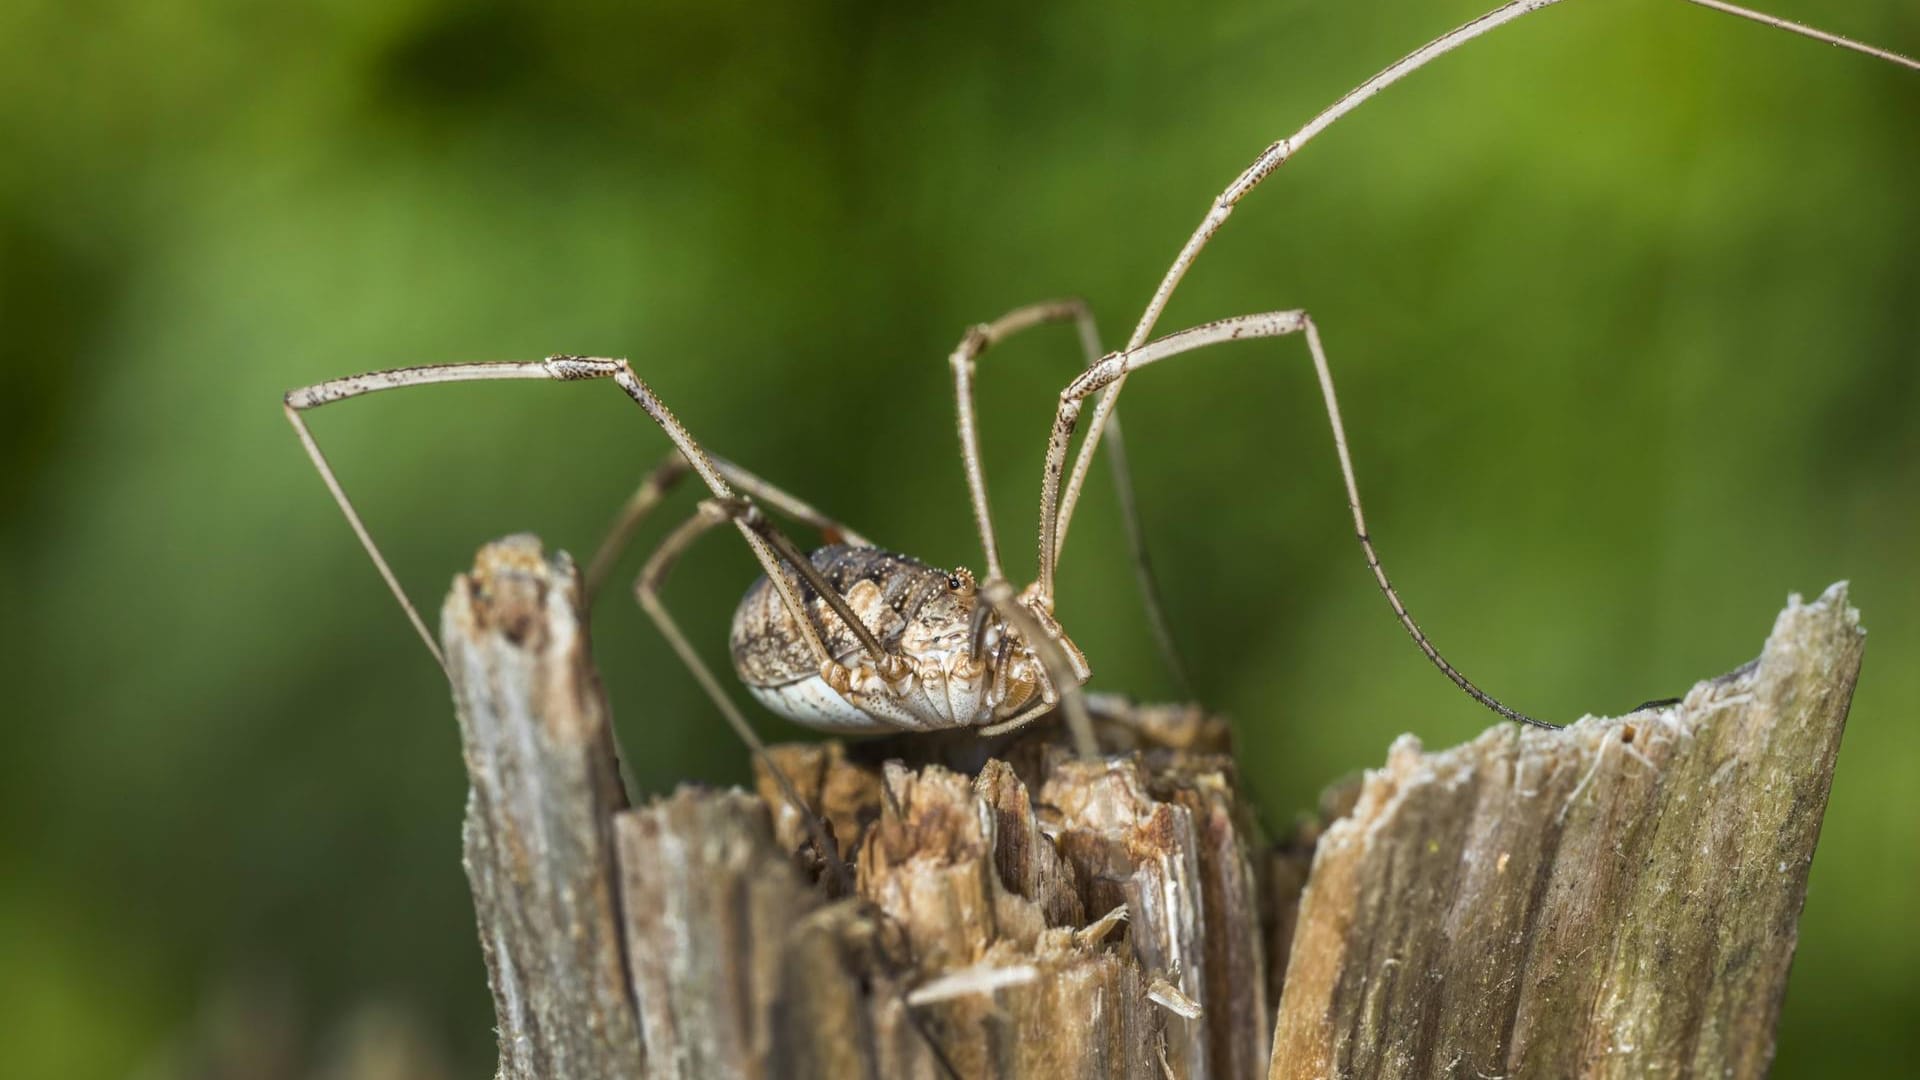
[{"xmin": 731, "ymin": 545, "xmax": 1051, "ymax": 732}]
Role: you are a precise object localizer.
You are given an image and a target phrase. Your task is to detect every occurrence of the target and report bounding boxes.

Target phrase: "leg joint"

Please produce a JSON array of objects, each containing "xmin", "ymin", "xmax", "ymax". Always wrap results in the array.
[
  {"xmin": 697, "ymin": 495, "xmax": 755, "ymax": 523},
  {"xmin": 544, "ymin": 355, "xmax": 623, "ymax": 380}
]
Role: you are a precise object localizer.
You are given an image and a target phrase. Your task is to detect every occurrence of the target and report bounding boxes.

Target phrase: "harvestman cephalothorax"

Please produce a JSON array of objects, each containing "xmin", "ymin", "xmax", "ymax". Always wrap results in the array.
[{"xmin": 285, "ymin": 0, "xmax": 1917, "ymax": 851}]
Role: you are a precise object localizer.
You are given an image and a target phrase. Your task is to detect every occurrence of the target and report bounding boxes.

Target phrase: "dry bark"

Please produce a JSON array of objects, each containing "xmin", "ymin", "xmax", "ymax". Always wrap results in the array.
[
  {"xmin": 441, "ymin": 535, "xmax": 1862, "ymax": 1079},
  {"xmin": 442, "ymin": 536, "xmax": 644, "ymax": 1080},
  {"xmin": 1267, "ymin": 583, "xmax": 1865, "ymax": 1079}
]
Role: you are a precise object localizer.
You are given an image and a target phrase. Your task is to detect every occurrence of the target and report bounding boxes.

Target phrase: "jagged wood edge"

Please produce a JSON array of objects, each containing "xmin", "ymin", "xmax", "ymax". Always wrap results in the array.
[{"xmin": 1268, "ymin": 583, "xmax": 1864, "ymax": 1080}]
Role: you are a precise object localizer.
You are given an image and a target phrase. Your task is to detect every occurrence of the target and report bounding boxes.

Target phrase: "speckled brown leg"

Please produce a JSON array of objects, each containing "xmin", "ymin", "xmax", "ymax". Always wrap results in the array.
[{"xmin": 583, "ymin": 449, "xmax": 874, "ymax": 605}]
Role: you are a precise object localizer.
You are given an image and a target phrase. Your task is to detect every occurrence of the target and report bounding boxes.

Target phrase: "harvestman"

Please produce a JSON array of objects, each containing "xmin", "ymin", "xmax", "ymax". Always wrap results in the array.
[{"xmin": 285, "ymin": 0, "xmax": 1917, "ymax": 844}]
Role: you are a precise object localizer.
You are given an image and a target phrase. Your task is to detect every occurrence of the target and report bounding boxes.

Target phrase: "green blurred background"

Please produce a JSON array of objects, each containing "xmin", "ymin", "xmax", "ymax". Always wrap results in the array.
[{"xmin": 3, "ymin": 0, "xmax": 1915, "ymax": 1074}]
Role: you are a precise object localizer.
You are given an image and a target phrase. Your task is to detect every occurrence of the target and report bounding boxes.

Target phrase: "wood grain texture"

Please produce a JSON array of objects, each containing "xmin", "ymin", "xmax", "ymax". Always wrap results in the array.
[
  {"xmin": 615, "ymin": 789, "xmax": 826, "ymax": 1079},
  {"xmin": 440, "ymin": 536, "xmax": 1862, "ymax": 1079},
  {"xmin": 1268, "ymin": 583, "xmax": 1863, "ymax": 1080},
  {"xmin": 443, "ymin": 535, "xmax": 644, "ymax": 1079}
]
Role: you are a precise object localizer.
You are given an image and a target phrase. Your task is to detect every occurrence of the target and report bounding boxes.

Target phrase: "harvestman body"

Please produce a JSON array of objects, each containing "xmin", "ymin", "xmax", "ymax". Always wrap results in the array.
[{"xmin": 285, "ymin": 1, "xmax": 1917, "ymax": 831}]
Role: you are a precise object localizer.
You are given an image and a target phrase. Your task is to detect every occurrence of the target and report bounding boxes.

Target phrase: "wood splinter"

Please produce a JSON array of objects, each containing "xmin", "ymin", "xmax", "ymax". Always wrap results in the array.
[{"xmin": 443, "ymin": 534, "xmax": 1863, "ymax": 1079}]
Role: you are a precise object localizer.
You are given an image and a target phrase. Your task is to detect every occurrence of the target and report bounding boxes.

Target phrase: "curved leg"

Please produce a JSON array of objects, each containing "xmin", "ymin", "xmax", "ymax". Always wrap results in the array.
[
  {"xmin": 1057, "ymin": 0, "xmax": 1917, "ymax": 560},
  {"xmin": 629, "ymin": 489, "xmax": 1102, "ymax": 758},
  {"xmin": 972, "ymin": 579, "xmax": 1099, "ymax": 758},
  {"xmin": 583, "ymin": 448, "xmax": 874, "ymax": 604},
  {"xmin": 634, "ymin": 498, "xmax": 854, "ymax": 888},
  {"xmin": 1056, "ymin": 3, "xmax": 1579, "ymax": 540},
  {"xmin": 949, "ymin": 298, "xmax": 1194, "ymax": 695},
  {"xmin": 1031, "ymin": 311, "xmax": 1559, "ymax": 730},
  {"xmin": 634, "ymin": 495, "xmax": 904, "ymax": 733},
  {"xmin": 950, "ymin": 299, "xmax": 1100, "ymax": 581},
  {"xmin": 283, "ymin": 355, "xmax": 888, "ymax": 678},
  {"xmin": 584, "ymin": 453, "xmax": 691, "ymax": 606}
]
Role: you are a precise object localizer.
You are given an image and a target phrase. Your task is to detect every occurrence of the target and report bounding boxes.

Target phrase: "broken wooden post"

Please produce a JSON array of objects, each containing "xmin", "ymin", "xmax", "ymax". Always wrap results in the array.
[
  {"xmin": 1267, "ymin": 582, "xmax": 1864, "ymax": 1078},
  {"xmin": 443, "ymin": 536, "xmax": 644, "ymax": 1080},
  {"xmin": 442, "ymin": 534, "xmax": 1862, "ymax": 1079}
]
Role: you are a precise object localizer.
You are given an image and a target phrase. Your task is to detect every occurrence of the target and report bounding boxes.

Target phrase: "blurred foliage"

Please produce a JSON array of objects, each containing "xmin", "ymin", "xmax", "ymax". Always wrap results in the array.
[{"xmin": 2, "ymin": 0, "xmax": 1915, "ymax": 1074}]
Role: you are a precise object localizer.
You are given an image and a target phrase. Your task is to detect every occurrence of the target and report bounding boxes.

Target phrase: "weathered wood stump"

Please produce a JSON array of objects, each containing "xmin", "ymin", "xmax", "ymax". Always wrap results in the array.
[{"xmin": 442, "ymin": 534, "xmax": 1863, "ymax": 1079}]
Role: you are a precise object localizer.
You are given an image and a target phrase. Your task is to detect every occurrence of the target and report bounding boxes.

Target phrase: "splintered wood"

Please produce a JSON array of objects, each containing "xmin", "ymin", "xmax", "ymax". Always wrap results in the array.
[
  {"xmin": 442, "ymin": 535, "xmax": 1863, "ymax": 1079},
  {"xmin": 442, "ymin": 536, "xmax": 643, "ymax": 1079}
]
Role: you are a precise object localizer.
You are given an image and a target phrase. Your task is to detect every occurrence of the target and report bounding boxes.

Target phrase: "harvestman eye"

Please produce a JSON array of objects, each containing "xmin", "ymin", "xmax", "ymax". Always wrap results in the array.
[{"xmin": 283, "ymin": 0, "xmax": 1916, "ymax": 879}]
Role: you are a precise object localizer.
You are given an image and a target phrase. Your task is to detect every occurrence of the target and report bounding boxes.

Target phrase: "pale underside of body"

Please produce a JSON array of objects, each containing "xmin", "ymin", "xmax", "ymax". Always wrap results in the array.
[{"xmin": 731, "ymin": 545, "xmax": 1052, "ymax": 733}]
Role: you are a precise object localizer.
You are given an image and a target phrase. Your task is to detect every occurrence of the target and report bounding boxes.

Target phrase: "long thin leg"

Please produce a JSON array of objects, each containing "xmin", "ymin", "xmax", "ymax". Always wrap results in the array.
[
  {"xmin": 1053, "ymin": 0, "xmax": 1920, "ymax": 559},
  {"xmin": 973, "ymin": 579, "xmax": 1100, "ymax": 757},
  {"xmin": 714, "ymin": 457, "xmax": 872, "ymax": 547},
  {"xmin": 583, "ymin": 449, "xmax": 874, "ymax": 604},
  {"xmin": 1096, "ymin": 408, "xmax": 1195, "ymax": 698},
  {"xmin": 284, "ymin": 356, "xmax": 889, "ymax": 678},
  {"xmin": 949, "ymin": 298, "xmax": 1193, "ymax": 694},
  {"xmin": 951, "ymin": 299, "xmax": 1103, "ymax": 581},
  {"xmin": 584, "ymin": 453, "xmax": 689, "ymax": 607},
  {"xmin": 1054, "ymin": 1, "xmax": 1578, "ymax": 565},
  {"xmin": 1034, "ymin": 311, "xmax": 1560, "ymax": 730},
  {"xmin": 634, "ymin": 497, "xmax": 854, "ymax": 888},
  {"xmin": 634, "ymin": 499, "xmax": 964, "ymax": 1072}
]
